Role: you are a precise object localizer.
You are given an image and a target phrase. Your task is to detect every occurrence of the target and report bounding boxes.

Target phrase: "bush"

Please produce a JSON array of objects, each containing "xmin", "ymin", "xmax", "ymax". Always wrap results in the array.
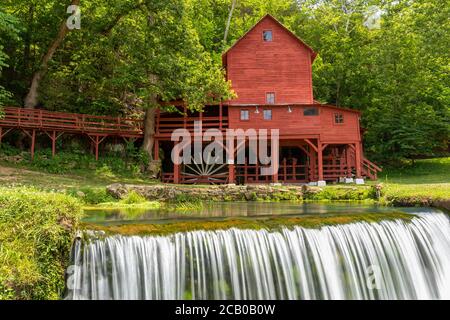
[
  {"xmin": 120, "ymin": 191, "xmax": 147, "ymax": 204},
  {"xmin": 67, "ymin": 187, "xmax": 115, "ymax": 205},
  {"xmin": 0, "ymin": 188, "xmax": 82, "ymax": 300},
  {"xmin": 0, "ymin": 146, "xmax": 148, "ymax": 179},
  {"xmin": 304, "ymin": 186, "xmax": 375, "ymax": 201}
]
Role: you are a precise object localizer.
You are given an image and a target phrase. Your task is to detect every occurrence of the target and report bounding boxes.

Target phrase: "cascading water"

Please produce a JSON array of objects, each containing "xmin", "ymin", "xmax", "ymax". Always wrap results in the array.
[{"xmin": 67, "ymin": 212, "xmax": 450, "ymax": 300}]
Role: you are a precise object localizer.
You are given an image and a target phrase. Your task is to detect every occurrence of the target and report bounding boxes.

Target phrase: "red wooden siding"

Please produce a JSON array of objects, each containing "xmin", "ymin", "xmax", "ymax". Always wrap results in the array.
[
  {"xmin": 319, "ymin": 107, "xmax": 361, "ymax": 143},
  {"xmin": 228, "ymin": 105, "xmax": 361, "ymax": 142},
  {"xmin": 224, "ymin": 16, "xmax": 315, "ymax": 105}
]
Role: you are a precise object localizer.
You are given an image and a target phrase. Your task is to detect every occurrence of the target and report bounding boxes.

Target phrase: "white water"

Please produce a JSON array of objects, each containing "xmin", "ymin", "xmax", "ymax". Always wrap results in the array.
[{"xmin": 68, "ymin": 213, "xmax": 450, "ymax": 300}]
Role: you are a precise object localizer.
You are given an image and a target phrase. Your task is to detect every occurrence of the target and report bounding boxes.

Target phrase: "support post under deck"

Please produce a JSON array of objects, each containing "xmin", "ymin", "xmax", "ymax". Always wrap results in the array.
[
  {"xmin": 355, "ymin": 142, "xmax": 362, "ymax": 178},
  {"xmin": 173, "ymin": 141, "xmax": 180, "ymax": 184},
  {"xmin": 318, "ymin": 141, "xmax": 324, "ymax": 182}
]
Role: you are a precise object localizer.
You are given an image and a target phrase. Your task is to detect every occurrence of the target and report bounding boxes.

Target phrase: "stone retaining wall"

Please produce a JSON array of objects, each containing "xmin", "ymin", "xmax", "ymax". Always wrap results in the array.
[{"xmin": 107, "ymin": 183, "xmax": 306, "ymax": 202}]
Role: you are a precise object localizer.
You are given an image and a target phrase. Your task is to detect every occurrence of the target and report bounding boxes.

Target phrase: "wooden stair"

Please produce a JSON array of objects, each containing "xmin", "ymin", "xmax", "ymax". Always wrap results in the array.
[{"xmin": 361, "ymin": 158, "xmax": 382, "ymax": 180}]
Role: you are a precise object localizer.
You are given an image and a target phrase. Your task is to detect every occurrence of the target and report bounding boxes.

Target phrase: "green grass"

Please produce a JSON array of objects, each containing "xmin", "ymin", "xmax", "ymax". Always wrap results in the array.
[
  {"xmin": 0, "ymin": 157, "xmax": 448, "ymax": 206},
  {"xmin": 85, "ymin": 191, "xmax": 161, "ymax": 211},
  {"xmin": 0, "ymin": 187, "xmax": 82, "ymax": 300},
  {"xmin": 375, "ymin": 157, "xmax": 450, "ymax": 202},
  {"xmin": 0, "ymin": 160, "xmax": 158, "ymax": 190},
  {"xmin": 379, "ymin": 157, "xmax": 450, "ymax": 184}
]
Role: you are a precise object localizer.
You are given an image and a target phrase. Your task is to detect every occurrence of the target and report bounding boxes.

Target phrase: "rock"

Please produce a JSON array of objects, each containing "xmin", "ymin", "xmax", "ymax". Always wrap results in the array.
[
  {"xmin": 147, "ymin": 160, "xmax": 161, "ymax": 179},
  {"xmin": 302, "ymin": 185, "xmax": 323, "ymax": 195},
  {"xmin": 106, "ymin": 183, "xmax": 305, "ymax": 202},
  {"xmin": 76, "ymin": 191, "xmax": 85, "ymax": 198},
  {"xmin": 106, "ymin": 183, "xmax": 129, "ymax": 199},
  {"xmin": 432, "ymin": 199, "xmax": 450, "ymax": 211}
]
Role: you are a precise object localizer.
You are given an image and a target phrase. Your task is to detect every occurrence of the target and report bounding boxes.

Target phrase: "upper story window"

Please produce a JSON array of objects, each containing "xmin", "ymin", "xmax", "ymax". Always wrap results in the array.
[
  {"xmin": 240, "ymin": 109, "xmax": 249, "ymax": 121},
  {"xmin": 334, "ymin": 113, "xmax": 344, "ymax": 124},
  {"xmin": 266, "ymin": 92, "xmax": 275, "ymax": 104},
  {"xmin": 263, "ymin": 109, "xmax": 272, "ymax": 120},
  {"xmin": 263, "ymin": 30, "xmax": 273, "ymax": 42},
  {"xmin": 304, "ymin": 107, "xmax": 319, "ymax": 116}
]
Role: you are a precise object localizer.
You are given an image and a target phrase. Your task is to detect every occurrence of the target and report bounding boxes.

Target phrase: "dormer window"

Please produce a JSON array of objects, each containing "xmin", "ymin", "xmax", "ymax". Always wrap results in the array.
[
  {"xmin": 263, "ymin": 30, "xmax": 273, "ymax": 42},
  {"xmin": 266, "ymin": 92, "xmax": 275, "ymax": 104}
]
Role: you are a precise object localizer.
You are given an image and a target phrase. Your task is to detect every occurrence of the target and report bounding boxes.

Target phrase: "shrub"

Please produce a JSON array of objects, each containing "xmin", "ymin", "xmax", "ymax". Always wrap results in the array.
[
  {"xmin": 0, "ymin": 188, "xmax": 82, "ymax": 300},
  {"xmin": 120, "ymin": 191, "xmax": 147, "ymax": 204},
  {"xmin": 0, "ymin": 146, "xmax": 148, "ymax": 179},
  {"xmin": 68, "ymin": 187, "xmax": 115, "ymax": 205},
  {"xmin": 304, "ymin": 186, "xmax": 375, "ymax": 201}
]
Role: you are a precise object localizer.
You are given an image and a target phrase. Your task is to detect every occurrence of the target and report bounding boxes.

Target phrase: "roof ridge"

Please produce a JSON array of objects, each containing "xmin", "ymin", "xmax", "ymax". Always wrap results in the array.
[{"xmin": 222, "ymin": 14, "xmax": 317, "ymax": 62}]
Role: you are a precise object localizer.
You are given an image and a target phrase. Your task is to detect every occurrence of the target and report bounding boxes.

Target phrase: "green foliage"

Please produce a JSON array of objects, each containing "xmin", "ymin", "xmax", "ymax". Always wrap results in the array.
[
  {"xmin": 0, "ymin": 0, "xmax": 448, "ymax": 162},
  {"xmin": 120, "ymin": 191, "xmax": 147, "ymax": 205},
  {"xmin": 16, "ymin": 148, "xmax": 147, "ymax": 180},
  {"xmin": 381, "ymin": 157, "xmax": 450, "ymax": 184},
  {"xmin": 0, "ymin": 188, "xmax": 82, "ymax": 300},
  {"xmin": 67, "ymin": 187, "xmax": 115, "ymax": 205},
  {"xmin": 304, "ymin": 186, "xmax": 375, "ymax": 201},
  {"xmin": 0, "ymin": 10, "xmax": 19, "ymax": 106},
  {"xmin": 171, "ymin": 193, "xmax": 205, "ymax": 211}
]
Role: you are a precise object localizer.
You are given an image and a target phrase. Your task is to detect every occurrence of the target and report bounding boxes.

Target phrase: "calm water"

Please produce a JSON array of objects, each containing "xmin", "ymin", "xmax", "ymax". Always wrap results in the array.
[{"xmin": 83, "ymin": 202, "xmax": 441, "ymax": 225}]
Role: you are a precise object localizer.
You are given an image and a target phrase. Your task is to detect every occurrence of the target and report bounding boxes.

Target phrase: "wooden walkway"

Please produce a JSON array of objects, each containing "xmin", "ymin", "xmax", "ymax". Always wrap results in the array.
[{"xmin": 0, "ymin": 107, "xmax": 144, "ymax": 159}]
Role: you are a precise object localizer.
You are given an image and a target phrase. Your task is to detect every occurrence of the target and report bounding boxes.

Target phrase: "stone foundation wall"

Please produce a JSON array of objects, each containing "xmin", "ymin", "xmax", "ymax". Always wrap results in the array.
[{"xmin": 107, "ymin": 183, "xmax": 305, "ymax": 202}]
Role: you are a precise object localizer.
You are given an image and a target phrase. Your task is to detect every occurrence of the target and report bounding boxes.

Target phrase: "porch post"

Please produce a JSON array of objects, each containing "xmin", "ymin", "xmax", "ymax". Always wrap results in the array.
[
  {"xmin": 272, "ymin": 145, "xmax": 279, "ymax": 183},
  {"xmin": 355, "ymin": 142, "xmax": 362, "ymax": 178},
  {"xmin": 346, "ymin": 145, "xmax": 352, "ymax": 177},
  {"xmin": 228, "ymin": 146, "xmax": 235, "ymax": 184},
  {"xmin": 309, "ymin": 149, "xmax": 316, "ymax": 182},
  {"xmin": 318, "ymin": 141, "xmax": 324, "ymax": 182},
  {"xmin": 219, "ymin": 101, "xmax": 223, "ymax": 130},
  {"xmin": 173, "ymin": 141, "xmax": 180, "ymax": 184},
  {"xmin": 228, "ymin": 163, "xmax": 235, "ymax": 184},
  {"xmin": 51, "ymin": 131, "xmax": 56, "ymax": 157},
  {"xmin": 30, "ymin": 130, "xmax": 36, "ymax": 161},
  {"xmin": 94, "ymin": 136, "xmax": 99, "ymax": 161}
]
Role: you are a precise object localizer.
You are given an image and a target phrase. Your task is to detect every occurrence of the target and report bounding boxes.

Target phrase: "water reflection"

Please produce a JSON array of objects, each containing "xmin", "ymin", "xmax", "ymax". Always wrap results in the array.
[{"xmin": 83, "ymin": 202, "xmax": 440, "ymax": 225}]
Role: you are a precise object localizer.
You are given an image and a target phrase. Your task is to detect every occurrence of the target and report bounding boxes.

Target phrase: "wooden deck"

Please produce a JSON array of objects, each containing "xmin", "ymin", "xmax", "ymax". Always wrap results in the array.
[{"xmin": 0, "ymin": 107, "xmax": 144, "ymax": 159}]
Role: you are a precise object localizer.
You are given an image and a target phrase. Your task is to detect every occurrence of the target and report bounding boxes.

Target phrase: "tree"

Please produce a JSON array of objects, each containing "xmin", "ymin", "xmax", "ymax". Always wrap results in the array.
[
  {"xmin": 0, "ymin": 10, "xmax": 19, "ymax": 106},
  {"xmin": 23, "ymin": 0, "xmax": 80, "ymax": 108}
]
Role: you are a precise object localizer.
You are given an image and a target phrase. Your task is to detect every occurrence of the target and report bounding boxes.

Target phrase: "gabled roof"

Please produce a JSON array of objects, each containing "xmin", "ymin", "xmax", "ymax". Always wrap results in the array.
[{"xmin": 222, "ymin": 14, "xmax": 318, "ymax": 64}]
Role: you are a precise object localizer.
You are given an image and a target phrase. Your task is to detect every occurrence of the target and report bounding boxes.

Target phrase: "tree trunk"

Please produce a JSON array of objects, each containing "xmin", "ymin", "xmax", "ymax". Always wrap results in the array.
[
  {"xmin": 142, "ymin": 107, "xmax": 156, "ymax": 161},
  {"xmin": 223, "ymin": 0, "xmax": 237, "ymax": 46},
  {"xmin": 24, "ymin": 0, "xmax": 80, "ymax": 108}
]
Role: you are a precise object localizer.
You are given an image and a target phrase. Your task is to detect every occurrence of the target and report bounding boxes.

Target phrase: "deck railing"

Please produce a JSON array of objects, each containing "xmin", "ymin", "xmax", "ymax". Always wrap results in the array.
[
  {"xmin": 156, "ymin": 116, "xmax": 229, "ymax": 135},
  {"xmin": 0, "ymin": 107, "xmax": 144, "ymax": 136}
]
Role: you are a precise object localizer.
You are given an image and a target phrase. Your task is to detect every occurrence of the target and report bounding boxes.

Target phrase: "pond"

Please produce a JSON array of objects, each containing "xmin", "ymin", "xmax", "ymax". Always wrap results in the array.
[{"xmin": 83, "ymin": 201, "xmax": 441, "ymax": 225}]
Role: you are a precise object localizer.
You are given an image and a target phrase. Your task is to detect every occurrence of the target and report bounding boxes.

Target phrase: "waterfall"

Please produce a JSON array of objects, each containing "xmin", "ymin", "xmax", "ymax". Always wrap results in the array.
[{"xmin": 67, "ymin": 213, "xmax": 450, "ymax": 300}]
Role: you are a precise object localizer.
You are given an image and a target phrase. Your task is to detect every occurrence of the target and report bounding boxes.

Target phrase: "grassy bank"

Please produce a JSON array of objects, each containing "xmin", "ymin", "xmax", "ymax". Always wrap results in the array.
[
  {"xmin": 0, "ymin": 188, "xmax": 82, "ymax": 300},
  {"xmin": 0, "ymin": 157, "xmax": 448, "ymax": 207}
]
